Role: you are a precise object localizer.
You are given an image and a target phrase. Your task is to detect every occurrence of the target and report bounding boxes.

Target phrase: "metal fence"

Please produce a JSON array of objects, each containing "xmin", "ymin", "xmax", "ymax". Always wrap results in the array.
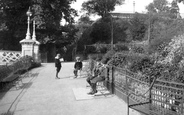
[{"xmin": 106, "ymin": 66, "xmax": 184, "ymax": 115}]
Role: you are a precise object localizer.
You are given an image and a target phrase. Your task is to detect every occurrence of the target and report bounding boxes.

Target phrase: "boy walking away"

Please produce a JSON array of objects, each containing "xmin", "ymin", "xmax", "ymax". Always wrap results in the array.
[
  {"xmin": 55, "ymin": 54, "xmax": 62, "ymax": 79},
  {"xmin": 73, "ymin": 57, "xmax": 83, "ymax": 78}
]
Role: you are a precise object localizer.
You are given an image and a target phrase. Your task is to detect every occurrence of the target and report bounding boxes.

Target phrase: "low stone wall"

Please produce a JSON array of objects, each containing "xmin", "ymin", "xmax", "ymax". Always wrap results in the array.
[{"xmin": 0, "ymin": 50, "xmax": 21, "ymax": 65}]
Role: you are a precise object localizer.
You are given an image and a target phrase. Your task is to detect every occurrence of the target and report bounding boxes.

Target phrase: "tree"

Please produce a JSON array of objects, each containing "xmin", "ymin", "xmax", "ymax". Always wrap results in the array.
[
  {"xmin": 75, "ymin": 15, "xmax": 93, "ymax": 52},
  {"xmin": 81, "ymin": 0, "xmax": 124, "ymax": 18},
  {"xmin": 129, "ymin": 13, "xmax": 147, "ymax": 41},
  {"xmin": 170, "ymin": 0, "xmax": 180, "ymax": 19},
  {"xmin": 0, "ymin": 0, "xmax": 78, "ymax": 50},
  {"xmin": 177, "ymin": 0, "xmax": 184, "ymax": 3},
  {"xmin": 90, "ymin": 18, "xmax": 111, "ymax": 43},
  {"xmin": 78, "ymin": 15, "xmax": 93, "ymax": 24},
  {"xmin": 32, "ymin": 0, "xmax": 77, "ymax": 29},
  {"xmin": 146, "ymin": 0, "xmax": 170, "ymax": 13}
]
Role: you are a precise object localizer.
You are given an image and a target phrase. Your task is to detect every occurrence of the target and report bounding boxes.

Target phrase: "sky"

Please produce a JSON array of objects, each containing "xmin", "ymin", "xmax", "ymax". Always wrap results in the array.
[{"xmin": 71, "ymin": 0, "xmax": 184, "ymax": 21}]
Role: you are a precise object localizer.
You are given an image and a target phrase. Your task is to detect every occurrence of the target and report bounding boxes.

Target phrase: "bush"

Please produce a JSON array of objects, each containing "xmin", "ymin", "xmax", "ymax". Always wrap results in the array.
[
  {"xmin": 129, "ymin": 56, "xmax": 154, "ymax": 73},
  {"xmin": 101, "ymin": 50, "xmax": 116, "ymax": 64},
  {"xmin": 88, "ymin": 53, "xmax": 103, "ymax": 61},
  {"xmin": 114, "ymin": 44, "xmax": 129, "ymax": 52},
  {"xmin": 108, "ymin": 52, "xmax": 148, "ymax": 69},
  {"xmin": 0, "ymin": 56, "xmax": 41, "ymax": 81},
  {"xmin": 130, "ymin": 45, "xmax": 145, "ymax": 54},
  {"xmin": 0, "ymin": 65, "xmax": 12, "ymax": 81}
]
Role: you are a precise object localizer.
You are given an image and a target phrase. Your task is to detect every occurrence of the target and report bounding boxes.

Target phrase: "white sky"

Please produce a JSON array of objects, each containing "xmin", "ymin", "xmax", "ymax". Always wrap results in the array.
[{"xmin": 71, "ymin": 0, "xmax": 184, "ymax": 21}]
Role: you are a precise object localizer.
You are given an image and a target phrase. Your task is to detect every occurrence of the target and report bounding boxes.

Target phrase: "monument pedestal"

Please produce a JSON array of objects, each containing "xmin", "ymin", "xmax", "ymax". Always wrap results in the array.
[
  {"xmin": 20, "ymin": 39, "xmax": 40, "ymax": 62},
  {"xmin": 20, "ymin": 39, "xmax": 35, "ymax": 57}
]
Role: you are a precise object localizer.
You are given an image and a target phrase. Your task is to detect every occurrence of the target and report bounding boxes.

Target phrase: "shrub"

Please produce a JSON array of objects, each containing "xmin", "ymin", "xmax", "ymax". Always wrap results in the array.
[
  {"xmin": 129, "ymin": 56, "xmax": 154, "ymax": 73},
  {"xmin": 114, "ymin": 44, "xmax": 129, "ymax": 52},
  {"xmin": 88, "ymin": 53, "xmax": 103, "ymax": 61},
  {"xmin": 130, "ymin": 45, "xmax": 145, "ymax": 54},
  {"xmin": 0, "ymin": 56, "xmax": 41, "ymax": 81},
  {"xmin": 101, "ymin": 50, "xmax": 116, "ymax": 64},
  {"xmin": 107, "ymin": 52, "xmax": 148, "ymax": 69},
  {"xmin": 0, "ymin": 65, "xmax": 12, "ymax": 81}
]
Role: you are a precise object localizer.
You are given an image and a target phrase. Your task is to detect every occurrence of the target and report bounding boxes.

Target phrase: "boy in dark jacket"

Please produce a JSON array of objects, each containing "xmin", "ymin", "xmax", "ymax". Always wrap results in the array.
[
  {"xmin": 73, "ymin": 57, "xmax": 83, "ymax": 78},
  {"xmin": 55, "ymin": 54, "xmax": 62, "ymax": 79}
]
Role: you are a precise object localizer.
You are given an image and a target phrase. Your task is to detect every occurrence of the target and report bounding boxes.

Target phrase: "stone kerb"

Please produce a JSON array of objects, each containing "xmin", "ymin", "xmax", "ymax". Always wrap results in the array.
[{"xmin": 0, "ymin": 50, "xmax": 21, "ymax": 65}]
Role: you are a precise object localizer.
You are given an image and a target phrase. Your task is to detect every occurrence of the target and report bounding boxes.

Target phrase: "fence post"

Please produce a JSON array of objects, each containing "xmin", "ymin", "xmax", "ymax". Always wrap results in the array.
[
  {"xmin": 182, "ymin": 90, "xmax": 184, "ymax": 114},
  {"xmin": 110, "ymin": 66, "xmax": 114, "ymax": 94},
  {"xmin": 125, "ymin": 69, "xmax": 129, "ymax": 115},
  {"xmin": 149, "ymin": 75, "xmax": 152, "ymax": 113}
]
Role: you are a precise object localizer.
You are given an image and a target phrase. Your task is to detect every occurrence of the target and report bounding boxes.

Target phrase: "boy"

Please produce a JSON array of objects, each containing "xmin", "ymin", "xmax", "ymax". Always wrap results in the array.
[{"xmin": 73, "ymin": 57, "xmax": 83, "ymax": 78}]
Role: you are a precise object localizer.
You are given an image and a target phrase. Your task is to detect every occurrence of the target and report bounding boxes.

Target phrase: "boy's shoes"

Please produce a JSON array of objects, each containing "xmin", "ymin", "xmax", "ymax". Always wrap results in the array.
[
  {"xmin": 55, "ymin": 77, "xmax": 60, "ymax": 79},
  {"xmin": 87, "ymin": 90, "xmax": 97, "ymax": 95}
]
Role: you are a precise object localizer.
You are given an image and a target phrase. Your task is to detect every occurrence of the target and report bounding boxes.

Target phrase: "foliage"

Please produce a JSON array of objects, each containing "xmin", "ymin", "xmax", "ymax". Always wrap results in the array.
[
  {"xmin": 0, "ymin": 56, "xmax": 41, "ymax": 81},
  {"xmin": 113, "ymin": 19, "xmax": 130, "ymax": 43},
  {"xmin": 170, "ymin": 0, "xmax": 180, "ymax": 19},
  {"xmin": 107, "ymin": 52, "xmax": 148, "ymax": 69},
  {"xmin": 78, "ymin": 15, "xmax": 93, "ymax": 24},
  {"xmin": 77, "ymin": 27, "xmax": 93, "ymax": 52},
  {"xmin": 84, "ymin": 43, "xmax": 129, "ymax": 55},
  {"xmin": 88, "ymin": 53, "xmax": 103, "ymax": 61},
  {"xmin": 129, "ymin": 56, "xmax": 154, "ymax": 73},
  {"xmin": 129, "ymin": 42, "xmax": 147, "ymax": 54},
  {"xmin": 81, "ymin": 0, "xmax": 124, "ymax": 18},
  {"xmin": 90, "ymin": 18, "xmax": 111, "ymax": 43},
  {"xmin": 0, "ymin": 0, "xmax": 78, "ymax": 50},
  {"xmin": 159, "ymin": 34, "xmax": 184, "ymax": 65},
  {"xmin": 133, "ymin": 34, "xmax": 184, "ymax": 83},
  {"xmin": 177, "ymin": 0, "xmax": 184, "ymax": 3},
  {"xmin": 129, "ymin": 13, "xmax": 148, "ymax": 41},
  {"xmin": 101, "ymin": 50, "xmax": 116, "ymax": 64},
  {"xmin": 113, "ymin": 44, "xmax": 129, "ymax": 52},
  {"xmin": 146, "ymin": 0, "xmax": 170, "ymax": 13},
  {"xmin": 149, "ymin": 19, "xmax": 184, "ymax": 53},
  {"xmin": 0, "ymin": 65, "xmax": 12, "ymax": 81}
]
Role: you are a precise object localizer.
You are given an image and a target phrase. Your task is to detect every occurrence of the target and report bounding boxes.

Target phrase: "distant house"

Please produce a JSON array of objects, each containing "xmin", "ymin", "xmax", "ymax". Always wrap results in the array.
[{"xmin": 110, "ymin": 12, "xmax": 135, "ymax": 21}]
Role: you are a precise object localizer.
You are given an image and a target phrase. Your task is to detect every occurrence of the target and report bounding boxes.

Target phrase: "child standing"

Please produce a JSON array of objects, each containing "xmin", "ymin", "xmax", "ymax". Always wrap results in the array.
[
  {"xmin": 55, "ymin": 54, "xmax": 62, "ymax": 79},
  {"xmin": 73, "ymin": 57, "xmax": 83, "ymax": 78}
]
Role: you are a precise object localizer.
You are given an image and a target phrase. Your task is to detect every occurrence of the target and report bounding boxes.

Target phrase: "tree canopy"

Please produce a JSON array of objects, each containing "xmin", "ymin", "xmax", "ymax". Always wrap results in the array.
[
  {"xmin": 81, "ymin": 0, "xmax": 124, "ymax": 18},
  {"xmin": 146, "ymin": 0, "xmax": 170, "ymax": 13},
  {"xmin": 0, "ymin": 0, "xmax": 78, "ymax": 50},
  {"xmin": 177, "ymin": 0, "xmax": 184, "ymax": 3}
]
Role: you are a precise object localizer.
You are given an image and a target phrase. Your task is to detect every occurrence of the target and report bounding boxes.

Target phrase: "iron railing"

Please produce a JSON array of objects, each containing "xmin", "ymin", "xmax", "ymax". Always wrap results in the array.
[{"xmin": 106, "ymin": 66, "xmax": 184, "ymax": 115}]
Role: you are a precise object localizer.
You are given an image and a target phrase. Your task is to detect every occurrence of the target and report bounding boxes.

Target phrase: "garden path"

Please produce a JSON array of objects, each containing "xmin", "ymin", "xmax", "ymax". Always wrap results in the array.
[{"xmin": 0, "ymin": 62, "xmax": 141, "ymax": 115}]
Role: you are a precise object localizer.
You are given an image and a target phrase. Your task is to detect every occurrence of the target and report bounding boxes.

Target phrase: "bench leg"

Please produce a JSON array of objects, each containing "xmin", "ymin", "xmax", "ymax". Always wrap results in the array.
[{"xmin": 97, "ymin": 81, "xmax": 106, "ymax": 91}]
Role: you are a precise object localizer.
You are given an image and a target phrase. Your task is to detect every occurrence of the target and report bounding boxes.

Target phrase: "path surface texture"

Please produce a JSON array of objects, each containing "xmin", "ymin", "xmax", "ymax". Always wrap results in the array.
[{"xmin": 0, "ymin": 62, "xmax": 141, "ymax": 115}]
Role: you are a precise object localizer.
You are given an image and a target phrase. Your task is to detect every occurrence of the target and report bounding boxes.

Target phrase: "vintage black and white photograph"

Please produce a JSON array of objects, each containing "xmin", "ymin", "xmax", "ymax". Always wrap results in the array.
[{"xmin": 0, "ymin": 0, "xmax": 184, "ymax": 115}]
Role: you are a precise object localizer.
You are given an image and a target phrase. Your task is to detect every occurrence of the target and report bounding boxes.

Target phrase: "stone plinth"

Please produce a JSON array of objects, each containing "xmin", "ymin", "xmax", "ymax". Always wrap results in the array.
[{"xmin": 20, "ymin": 39, "xmax": 35, "ymax": 57}]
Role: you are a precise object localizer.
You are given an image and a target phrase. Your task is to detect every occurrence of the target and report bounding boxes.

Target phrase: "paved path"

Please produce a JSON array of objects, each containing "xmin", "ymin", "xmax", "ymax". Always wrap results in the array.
[{"xmin": 0, "ymin": 62, "xmax": 141, "ymax": 115}]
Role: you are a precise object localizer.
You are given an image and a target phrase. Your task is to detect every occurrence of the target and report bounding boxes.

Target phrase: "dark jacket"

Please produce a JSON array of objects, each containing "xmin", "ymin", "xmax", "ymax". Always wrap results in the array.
[
  {"xmin": 55, "ymin": 58, "xmax": 61, "ymax": 67},
  {"xmin": 74, "ymin": 61, "xmax": 83, "ymax": 69}
]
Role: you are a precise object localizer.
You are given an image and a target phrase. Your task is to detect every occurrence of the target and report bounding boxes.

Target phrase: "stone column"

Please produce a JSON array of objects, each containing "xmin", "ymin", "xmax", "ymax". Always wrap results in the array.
[{"xmin": 20, "ymin": 7, "xmax": 35, "ymax": 57}]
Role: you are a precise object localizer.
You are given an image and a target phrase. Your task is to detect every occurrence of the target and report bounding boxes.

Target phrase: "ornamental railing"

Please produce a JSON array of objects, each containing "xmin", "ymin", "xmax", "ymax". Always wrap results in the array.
[
  {"xmin": 0, "ymin": 50, "xmax": 21, "ymax": 65},
  {"xmin": 106, "ymin": 66, "xmax": 184, "ymax": 115}
]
